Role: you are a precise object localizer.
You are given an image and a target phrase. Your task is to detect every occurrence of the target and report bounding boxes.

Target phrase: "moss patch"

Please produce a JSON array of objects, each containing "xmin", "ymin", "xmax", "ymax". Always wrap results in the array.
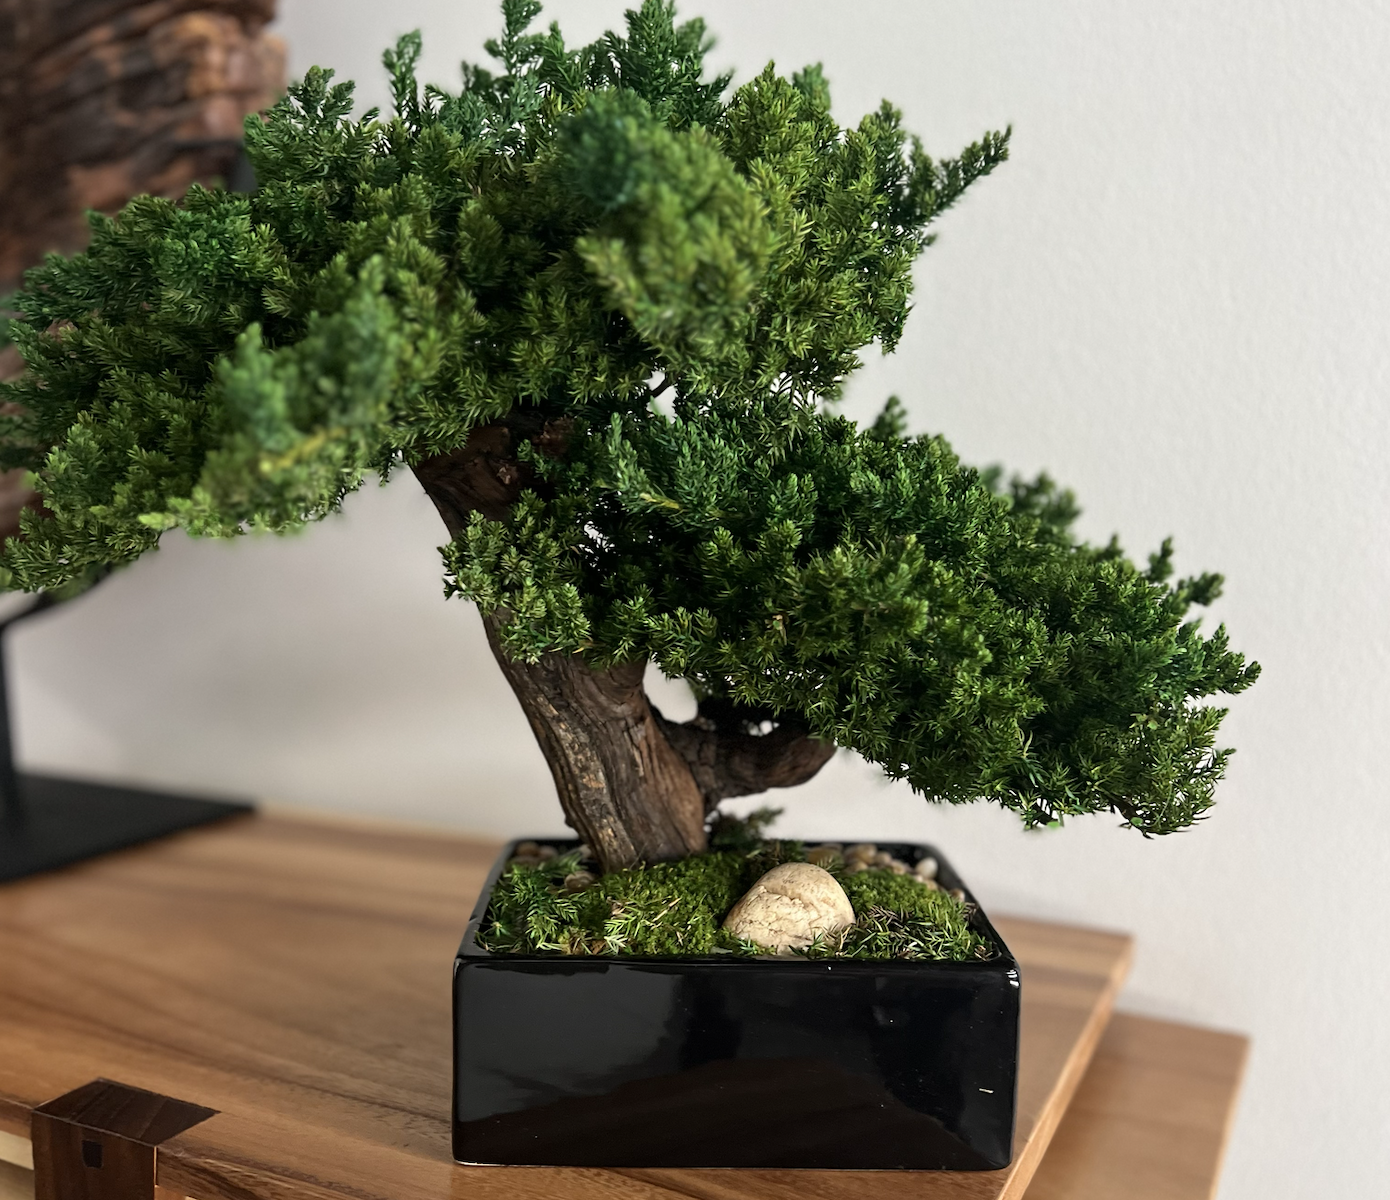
[{"xmin": 477, "ymin": 832, "xmax": 996, "ymax": 962}]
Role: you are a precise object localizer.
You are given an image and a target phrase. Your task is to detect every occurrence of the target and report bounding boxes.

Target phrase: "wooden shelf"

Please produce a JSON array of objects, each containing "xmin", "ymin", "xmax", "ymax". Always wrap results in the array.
[
  {"xmin": 0, "ymin": 813, "xmax": 1245, "ymax": 1199},
  {"xmin": 1024, "ymin": 1013, "xmax": 1247, "ymax": 1200}
]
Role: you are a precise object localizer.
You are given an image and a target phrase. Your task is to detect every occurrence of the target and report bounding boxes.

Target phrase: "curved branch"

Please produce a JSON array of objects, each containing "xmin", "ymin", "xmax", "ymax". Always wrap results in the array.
[
  {"xmin": 410, "ymin": 411, "xmax": 571, "ymax": 534},
  {"xmin": 654, "ymin": 697, "xmax": 836, "ymax": 814}
]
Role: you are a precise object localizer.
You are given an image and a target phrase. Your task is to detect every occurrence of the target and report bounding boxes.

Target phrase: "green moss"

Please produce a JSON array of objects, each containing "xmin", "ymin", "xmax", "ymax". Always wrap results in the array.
[
  {"xmin": 477, "ymin": 835, "xmax": 996, "ymax": 962},
  {"xmin": 810, "ymin": 870, "xmax": 990, "ymax": 961}
]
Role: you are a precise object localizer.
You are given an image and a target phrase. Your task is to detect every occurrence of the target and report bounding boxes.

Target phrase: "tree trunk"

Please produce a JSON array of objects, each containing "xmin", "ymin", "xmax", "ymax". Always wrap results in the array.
[
  {"xmin": 413, "ymin": 418, "xmax": 836, "ymax": 871},
  {"xmin": 481, "ymin": 614, "xmax": 708, "ymax": 869}
]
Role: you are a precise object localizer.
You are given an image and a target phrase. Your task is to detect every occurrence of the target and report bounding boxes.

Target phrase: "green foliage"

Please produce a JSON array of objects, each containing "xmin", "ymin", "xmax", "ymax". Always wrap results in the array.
[
  {"xmin": 869, "ymin": 395, "xmax": 911, "ymax": 442},
  {"xmin": 708, "ymin": 805, "xmax": 785, "ymax": 854},
  {"xmin": 0, "ymin": 0, "xmax": 1257, "ymax": 836},
  {"xmin": 477, "ymin": 837, "xmax": 992, "ymax": 960},
  {"xmin": 0, "ymin": 294, "xmax": 16, "ymax": 351},
  {"xmin": 448, "ymin": 412, "xmax": 1258, "ymax": 832}
]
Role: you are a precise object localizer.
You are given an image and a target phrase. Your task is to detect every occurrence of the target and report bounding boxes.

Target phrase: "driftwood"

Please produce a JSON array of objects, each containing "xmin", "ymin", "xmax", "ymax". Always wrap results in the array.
[{"xmin": 0, "ymin": 0, "xmax": 285, "ymax": 291}]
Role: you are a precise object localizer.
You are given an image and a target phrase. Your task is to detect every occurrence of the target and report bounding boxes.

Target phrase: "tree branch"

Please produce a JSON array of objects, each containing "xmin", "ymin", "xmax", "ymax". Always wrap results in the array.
[
  {"xmin": 410, "ymin": 411, "xmax": 570, "ymax": 535},
  {"xmin": 654, "ymin": 697, "xmax": 836, "ymax": 814}
]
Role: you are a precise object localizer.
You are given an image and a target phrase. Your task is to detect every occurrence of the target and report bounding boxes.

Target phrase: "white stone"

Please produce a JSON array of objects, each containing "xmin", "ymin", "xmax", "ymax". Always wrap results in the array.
[{"xmin": 722, "ymin": 862, "xmax": 856, "ymax": 954}]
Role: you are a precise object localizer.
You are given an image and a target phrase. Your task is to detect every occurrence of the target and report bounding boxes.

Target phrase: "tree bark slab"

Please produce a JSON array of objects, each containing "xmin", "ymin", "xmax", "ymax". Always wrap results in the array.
[{"xmin": 0, "ymin": 0, "xmax": 285, "ymax": 290}]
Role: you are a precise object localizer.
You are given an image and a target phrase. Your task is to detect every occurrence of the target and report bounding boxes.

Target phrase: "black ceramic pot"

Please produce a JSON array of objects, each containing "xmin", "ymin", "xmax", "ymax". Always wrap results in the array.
[{"xmin": 452, "ymin": 839, "xmax": 1019, "ymax": 1170}]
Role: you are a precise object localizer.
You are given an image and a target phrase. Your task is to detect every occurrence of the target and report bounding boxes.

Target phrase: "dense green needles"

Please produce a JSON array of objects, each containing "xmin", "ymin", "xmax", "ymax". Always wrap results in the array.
[{"xmin": 0, "ymin": 0, "xmax": 1257, "ymax": 841}]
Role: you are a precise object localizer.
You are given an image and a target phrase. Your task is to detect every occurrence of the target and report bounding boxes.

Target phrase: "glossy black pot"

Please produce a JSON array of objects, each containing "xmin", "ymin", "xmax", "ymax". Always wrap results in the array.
[{"xmin": 452, "ymin": 839, "xmax": 1019, "ymax": 1170}]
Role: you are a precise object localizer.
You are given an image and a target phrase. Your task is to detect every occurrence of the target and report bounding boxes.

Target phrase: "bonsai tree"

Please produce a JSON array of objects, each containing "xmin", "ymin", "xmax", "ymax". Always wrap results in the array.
[{"xmin": 0, "ymin": 0, "xmax": 1257, "ymax": 874}]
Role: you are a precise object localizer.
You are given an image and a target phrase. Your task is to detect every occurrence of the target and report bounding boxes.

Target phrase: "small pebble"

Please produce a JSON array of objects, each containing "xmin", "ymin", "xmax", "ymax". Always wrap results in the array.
[
  {"xmin": 848, "ymin": 861, "xmax": 870, "ymax": 873},
  {"xmin": 950, "ymin": 887, "xmax": 966, "ymax": 902},
  {"xmin": 537, "ymin": 845, "xmax": 558, "ymax": 861},
  {"xmin": 563, "ymin": 871, "xmax": 596, "ymax": 892},
  {"xmin": 923, "ymin": 878, "xmax": 940, "ymax": 891},
  {"xmin": 509, "ymin": 855, "xmax": 541, "ymax": 869},
  {"xmin": 872, "ymin": 850, "xmax": 895, "ymax": 867},
  {"xmin": 914, "ymin": 856, "xmax": 939, "ymax": 881},
  {"xmin": 514, "ymin": 841, "xmax": 541, "ymax": 857},
  {"xmin": 888, "ymin": 859, "xmax": 909, "ymax": 875},
  {"xmin": 575, "ymin": 844, "xmax": 593, "ymax": 861},
  {"xmin": 805, "ymin": 845, "xmax": 842, "ymax": 868},
  {"xmin": 847, "ymin": 843, "xmax": 877, "ymax": 861}
]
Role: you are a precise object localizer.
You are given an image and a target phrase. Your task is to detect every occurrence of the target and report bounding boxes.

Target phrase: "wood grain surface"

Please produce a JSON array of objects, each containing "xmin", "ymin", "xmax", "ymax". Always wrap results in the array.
[
  {"xmin": 0, "ymin": 812, "xmax": 1133, "ymax": 1200},
  {"xmin": 0, "ymin": 1015, "xmax": 1248, "ymax": 1200},
  {"xmin": 0, "ymin": 1160, "xmax": 29, "ymax": 1200},
  {"xmin": 1023, "ymin": 1013, "xmax": 1248, "ymax": 1200}
]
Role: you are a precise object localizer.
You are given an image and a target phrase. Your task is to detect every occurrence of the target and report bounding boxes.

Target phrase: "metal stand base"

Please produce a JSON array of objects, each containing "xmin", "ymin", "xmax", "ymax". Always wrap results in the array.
[{"xmin": 0, "ymin": 773, "xmax": 252, "ymax": 883}]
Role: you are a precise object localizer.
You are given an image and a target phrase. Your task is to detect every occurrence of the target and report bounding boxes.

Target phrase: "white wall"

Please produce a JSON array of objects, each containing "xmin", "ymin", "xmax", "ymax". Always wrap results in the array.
[{"xmin": 11, "ymin": 2, "xmax": 1389, "ymax": 1194}]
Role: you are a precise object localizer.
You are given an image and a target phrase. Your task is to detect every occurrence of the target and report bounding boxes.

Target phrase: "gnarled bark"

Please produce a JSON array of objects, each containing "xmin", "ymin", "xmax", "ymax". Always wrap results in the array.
[
  {"xmin": 654, "ymin": 697, "xmax": 837, "ymax": 813},
  {"xmin": 481, "ymin": 614, "xmax": 708, "ymax": 870},
  {"xmin": 413, "ymin": 417, "xmax": 835, "ymax": 870},
  {"xmin": 0, "ymin": 0, "xmax": 285, "ymax": 290}
]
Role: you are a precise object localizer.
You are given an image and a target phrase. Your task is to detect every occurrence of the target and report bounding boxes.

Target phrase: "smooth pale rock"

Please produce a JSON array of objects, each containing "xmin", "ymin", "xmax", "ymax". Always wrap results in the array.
[{"xmin": 722, "ymin": 862, "xmax": 856, "ymax": 954}]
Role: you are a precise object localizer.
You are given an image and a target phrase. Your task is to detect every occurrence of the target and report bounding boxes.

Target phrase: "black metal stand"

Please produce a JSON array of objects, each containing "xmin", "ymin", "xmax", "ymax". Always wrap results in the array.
[{"xmin": 0, "ymin": 599, "xmax": 252, "ymax": 883}]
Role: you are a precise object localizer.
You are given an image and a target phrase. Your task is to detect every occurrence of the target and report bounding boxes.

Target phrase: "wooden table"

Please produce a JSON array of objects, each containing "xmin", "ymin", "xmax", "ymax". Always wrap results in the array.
[{"xmin": 0, "ymin": 813, "xmax": 1246, "ymax": 1200}]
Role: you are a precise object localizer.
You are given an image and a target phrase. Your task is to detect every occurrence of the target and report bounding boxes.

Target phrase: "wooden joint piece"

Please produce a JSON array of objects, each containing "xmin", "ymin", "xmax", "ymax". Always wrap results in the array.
[{"xmin": 31, "ymin": 1079, "xmax": 216, "ymax": 1200}]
